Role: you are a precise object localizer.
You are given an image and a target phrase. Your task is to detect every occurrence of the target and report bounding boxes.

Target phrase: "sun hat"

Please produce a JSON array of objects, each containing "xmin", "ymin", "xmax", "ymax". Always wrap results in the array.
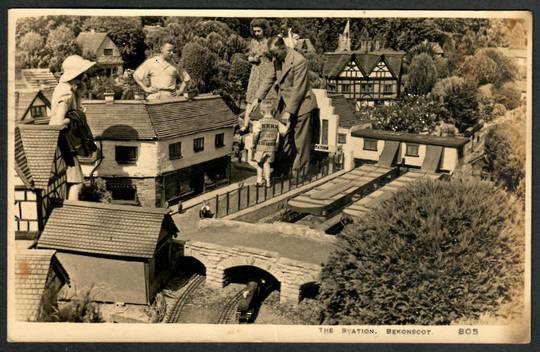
[{"xmin": 59, "ymin": 55, "xmax": 96, "ymax": 83}]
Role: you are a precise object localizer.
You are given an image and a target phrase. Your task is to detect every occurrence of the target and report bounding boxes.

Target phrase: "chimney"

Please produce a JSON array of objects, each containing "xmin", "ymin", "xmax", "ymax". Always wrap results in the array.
[{"xmin": 104, "ymin": 92, "xmax": 114, "ymax": 103}]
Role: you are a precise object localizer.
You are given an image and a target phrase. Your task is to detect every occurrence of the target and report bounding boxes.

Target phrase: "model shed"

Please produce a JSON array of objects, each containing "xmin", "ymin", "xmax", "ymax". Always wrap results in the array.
[{"xmin": 37, "ymin": 200, "xmax": 178, "ymax": 305}]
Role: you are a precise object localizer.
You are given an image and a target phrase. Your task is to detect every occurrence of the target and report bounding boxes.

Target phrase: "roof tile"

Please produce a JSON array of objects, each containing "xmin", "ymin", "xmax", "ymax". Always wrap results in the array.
[
  {"xmin": 16, "ymin": 125, "xmax": 63, "ymax": 189},
  {"xmin": 83, "ymin": 95, "xmax": 236, "ymax": 141},
  {"xmin": 15, "ymin": 249, "xmax": 57, "ymax": 321},
  {"xmin": 37, "ymin": 200, "xmax": 177, "ymax": 258}
]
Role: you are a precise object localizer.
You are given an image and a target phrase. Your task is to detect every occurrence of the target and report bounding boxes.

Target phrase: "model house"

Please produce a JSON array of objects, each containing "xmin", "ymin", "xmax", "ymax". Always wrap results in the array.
[
  {"xmin": 15, "ymin": 89, "xmax": 51, "ymax": 124},
  {"xmin": 323, "ymin": 26, "xmax": 405, "ymax": 110},
  {"xmin": 15, "ymin": 68, "xmax": 57, "ymax": 101},
  {"xmin": 15, "ymin": 249, "xmax": 70, "ymax": 321},
  {"xmin": 347, "ymin": 129, "xmax": 469, "ymax": 173},
  {"xmin": 80, "ymin": 94, "xmax": 236, "ymax": 207},
  {"xmin": 76, "ymin": 30, "xmax": 124, "ymax": 77},
  {"xmin": 14, "ymin": 125, "xmax": 69, "ymax": 240},
  {"xmin": 37, "ymin": 200, "xmax": 178, "ymax": 305}
]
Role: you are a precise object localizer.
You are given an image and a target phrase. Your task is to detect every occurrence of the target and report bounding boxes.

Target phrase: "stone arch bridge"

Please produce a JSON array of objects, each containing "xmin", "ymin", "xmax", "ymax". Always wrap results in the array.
[{"xmin": 182, "ymin": 240, "xmax": 325, "ymax": 304}]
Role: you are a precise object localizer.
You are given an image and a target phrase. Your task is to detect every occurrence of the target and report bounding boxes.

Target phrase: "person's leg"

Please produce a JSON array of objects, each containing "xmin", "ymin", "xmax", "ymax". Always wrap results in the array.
[
  {"xmin": 292, "ymin": 110, "xmax": 314, "ymax": 176},
  {"xmin": 256, "ymin": 162, "xmax": 264, "ymax": 185},
  {"xmin": 263, "ymin": 160, "xmax": 271, "ymax": 187}
]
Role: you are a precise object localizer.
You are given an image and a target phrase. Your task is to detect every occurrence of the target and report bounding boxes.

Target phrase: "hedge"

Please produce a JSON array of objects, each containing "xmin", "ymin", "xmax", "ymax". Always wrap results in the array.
[{"xmin": 318, "ymin": 178, "xmax": 524, "ymax": 325}]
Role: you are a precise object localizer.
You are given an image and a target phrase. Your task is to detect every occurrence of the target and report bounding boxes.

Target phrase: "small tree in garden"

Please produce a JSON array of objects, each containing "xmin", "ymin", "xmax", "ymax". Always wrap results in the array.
[
  {"xmin": 404, "ymin": 53, "xmax": 438, "ymax": 95},
  {"xmin": 319, "ymin": 178, "xmax": 524, "ymax": 325},
  {"xmin": 370, "ymin": 94, "xmax": 443, "ymax": 134},
  {"xmin": 458, "ymin": 48, "xmax": 517, "ymax": 88},
  {"xmin": 181, "ymin": 42, "xmax": 219, "ymax": 93},
  {"xmin": 484, "ymin": 122, "xmax": 526, "ymax": 197},
  {"xmin": 493, "ymin": 82, "xmax": 522, "ymax": 111},
  {"xmin": 432, "ymin": 76, "xmax": 479, "ymax": 132}
]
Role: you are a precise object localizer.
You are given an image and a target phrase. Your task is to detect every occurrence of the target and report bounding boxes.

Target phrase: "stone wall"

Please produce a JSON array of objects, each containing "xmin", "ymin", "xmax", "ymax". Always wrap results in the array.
[
  {"xmin": 132, "ymin": 177, "xmax": 158, "ymax": 208},
  {"xmin": 183, "ymin": 240, "xmax": 321, "ymax": 304}
]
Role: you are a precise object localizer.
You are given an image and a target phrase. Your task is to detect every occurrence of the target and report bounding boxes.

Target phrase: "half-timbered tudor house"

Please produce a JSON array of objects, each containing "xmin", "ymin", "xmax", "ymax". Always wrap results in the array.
[
  {"xmin": 15, "ymin": 249, "xmax": 70, "ymax": 321},
  {"xmin": 323, "ymin": 27, "xmax": 405, "ymax": 110},
  {"xmin": 14, "ymin": 125, "xmax": 68, "ymax": 240},
  {"xmin": 76, "ymin": 30, "xmax": 124, "ymax": 77},
  {"xmin": 15, "ymin": 89, "xmax": 51, "ymax": 125},
  {"xmin": 80, "ymin": 94, "xmax": 236, "ymax": 207}
]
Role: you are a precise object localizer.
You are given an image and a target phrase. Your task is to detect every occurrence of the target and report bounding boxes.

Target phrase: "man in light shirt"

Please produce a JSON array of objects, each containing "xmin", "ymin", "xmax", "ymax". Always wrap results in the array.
[{"xmin": 133, "ymin": 43, "xmax": 191, "ymax": 100}]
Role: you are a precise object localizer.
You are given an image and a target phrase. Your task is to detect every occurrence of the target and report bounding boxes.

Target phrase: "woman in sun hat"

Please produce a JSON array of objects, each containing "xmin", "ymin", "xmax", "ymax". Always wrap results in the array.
[{"xmin": 49, "ymin": 55, "xmax": 97, "ymax": 200}]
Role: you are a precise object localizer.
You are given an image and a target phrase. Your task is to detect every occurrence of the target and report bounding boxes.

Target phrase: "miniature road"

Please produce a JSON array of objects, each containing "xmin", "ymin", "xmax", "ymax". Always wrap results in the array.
[{"xmin": 179, "ymin": 221, "xmax": 334, "ymax": 265}]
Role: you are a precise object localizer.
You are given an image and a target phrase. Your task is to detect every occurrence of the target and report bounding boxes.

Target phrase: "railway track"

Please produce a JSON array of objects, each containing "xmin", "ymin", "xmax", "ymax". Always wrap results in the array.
[
  {"xmin": 164, "ymin": 274, "xmax": 205, "ymax": 323},
  {"xmin": 216, "ymin": 289, "xmax": 245, "ymax": 324}
]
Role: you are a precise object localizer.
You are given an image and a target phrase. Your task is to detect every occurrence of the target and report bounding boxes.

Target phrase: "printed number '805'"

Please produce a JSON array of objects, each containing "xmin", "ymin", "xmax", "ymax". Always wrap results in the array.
[{"xmin": 458, "ymin": 328, "xmax": 479, "ymax": 335}]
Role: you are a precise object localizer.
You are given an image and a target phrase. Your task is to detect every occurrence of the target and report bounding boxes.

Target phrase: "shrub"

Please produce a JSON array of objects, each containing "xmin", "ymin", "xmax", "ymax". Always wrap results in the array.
[
  {"xmin": 493, "ymin": 82, "xmax": 522, "ymax": 110},
  {"xmin": 484, "ymin": 123, "xmax": 525, "ymax": 196},
  {"xmin": 370, "ymin": 94, "xmax": 443, "ymax": 134},
  {"xmin": 458, "ymin": 48, "xmax": 517, "ymax": 88},
  {"xmin": 319, "ymin": 178, "xmax": 524, "ymax": 325},
  {"xmin": 79, "ymin": 178, "xmax": 112, "ymax": 203},
  {"xmin": 432, "ymin": 76, "xmax": 480, "ymax": 132},
  {"xmin": 39, "ymin": 286, "xmax": 104, "ymax": 323},
  {"xmin": 404, "ymin": 53, "xmax": 438, "ymax": 95}
]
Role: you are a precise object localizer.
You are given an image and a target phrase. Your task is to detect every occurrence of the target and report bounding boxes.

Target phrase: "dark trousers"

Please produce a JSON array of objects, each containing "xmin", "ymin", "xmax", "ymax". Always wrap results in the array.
[{"xmin": 275, "ymin": 109, "xmax": 318, "ymax": 177}]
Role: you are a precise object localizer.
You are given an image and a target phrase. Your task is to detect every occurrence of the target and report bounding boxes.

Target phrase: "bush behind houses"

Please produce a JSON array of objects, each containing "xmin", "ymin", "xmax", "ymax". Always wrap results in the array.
[{"xmin": 319, "ymin": 178, "xmax": 524, "ymax": 325}]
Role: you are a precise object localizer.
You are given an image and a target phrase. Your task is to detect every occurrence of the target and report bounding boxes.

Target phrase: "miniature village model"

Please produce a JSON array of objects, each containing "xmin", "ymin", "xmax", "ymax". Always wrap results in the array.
[{"xmin": 11, "ymin": 15, "xmax": 528, "ymax": 329}]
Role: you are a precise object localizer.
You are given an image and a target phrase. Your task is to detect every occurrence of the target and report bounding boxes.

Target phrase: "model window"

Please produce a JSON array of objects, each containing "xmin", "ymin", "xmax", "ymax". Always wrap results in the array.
[
  {"xmin": 405, "ymin": 143, "xmax": 420, "ymax": 157},
  {"xmin": 363, "ymin": 138, "xmax": 378, "ymax": 151},
  {"xmin": 361, "ymin": 83, "xmax": 373, "ymax": 93},
  {"xmin": 169, "ymin": 142, "xmax": 182, "ymax": 160},
  {"xmin": 193, "ymin": 137, "xmax": 204, "ymax": 152},
  {"xmin": 215, "ymin": 133, "xmax": 225, "ymax": 148},
  {"xmin": 104, "ymin": 48, "xmax": 113, "ymax": 56},
  {"xmin": 30, "ymin": 105, "xmax": 47, "ymax": 118},
  {"xmin": 384, "ymin": 82, "xmax": 394, "ymax": 94},
  {"xmin": 115, "ymin": 146, "xmax": 138, "ymax": 164},
  {"xmin": 338, "ymin": 133, "xmax": 347, "ymax": 144},
  {"xmin": 106, "ymin": 180, "xmax": 137, "ymax": 202}
]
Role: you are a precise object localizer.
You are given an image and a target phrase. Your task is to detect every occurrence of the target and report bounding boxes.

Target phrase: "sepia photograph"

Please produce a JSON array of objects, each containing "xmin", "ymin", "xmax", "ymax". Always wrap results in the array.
[{"xmin": 6, "ymin": 8, "xmax": 532, "ymax": 344}]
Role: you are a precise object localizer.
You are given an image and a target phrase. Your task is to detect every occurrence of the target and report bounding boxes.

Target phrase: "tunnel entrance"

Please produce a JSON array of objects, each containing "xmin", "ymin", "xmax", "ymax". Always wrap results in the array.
[
  {"xmin": 223, "ymin": 265, "xmax": 280, "ymax": 291},
  {"xmin": 299, "ymin": 281, "xmax": 320, "ymax": 301},
  {"xmin": 177, "ymin": 256, "xmax": 207, "ymax": 276},
  {"xmin": 223, "ymin": 265, "xmax": 281, "ymax": 323}
]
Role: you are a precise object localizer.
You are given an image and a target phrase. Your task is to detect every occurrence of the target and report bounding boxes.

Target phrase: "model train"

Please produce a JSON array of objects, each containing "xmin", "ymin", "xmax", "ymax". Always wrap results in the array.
[{"xmin": 236, "ymin": 278, "xmax": 266, "ymax": 324}]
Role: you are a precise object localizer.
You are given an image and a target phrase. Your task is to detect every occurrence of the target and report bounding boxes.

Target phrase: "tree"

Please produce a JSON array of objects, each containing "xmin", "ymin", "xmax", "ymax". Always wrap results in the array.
[
  {"xmin": 181, "ymin": 42, "xmax": 219, "ymax": 93},
  {"xmin": 82, "ymin": 16, "xmax": 146, "ymax": 69},
  {"xmin": 228, "ymin": 53, "xmax": 251, "ymax": 88},
  {"xmin": 45, "ymin": 25, "xmax": 81, "ymax": 73},
  {"xmin": 319, "ymin": 177, "xmax": 524, "ymax": 325},
  {"xmin": 493, "ymin": 82, "xmax": 522, "ymax": 110},
  {"xmin": 484, "ymin": 121, "xmax": 526, "ymax": 196},
  {"xmin": 16, "ymin": 31, "xmax": 49, "ymax": 69},
  {"xmin": 369, "ymin": 94, "xmax": 443, "ymax": 134},
  {"xmin": 404, "ymin": 53, "xmax": 438, "ymax": 95},
  {"xmin": 459, "ymin": 48, "xmax": 517, "ymax": 88},
  {"xmin": 432, "ymin": 76, "xmax": 480, "ymax": 132}
]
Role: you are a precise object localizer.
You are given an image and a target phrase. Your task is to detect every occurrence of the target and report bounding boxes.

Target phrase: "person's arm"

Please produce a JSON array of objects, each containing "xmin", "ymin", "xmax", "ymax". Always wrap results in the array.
[
  {"xmin": 247, "ymin": 40, "xmax": 261, "ymax": 64},
  {"xmin": 176, "ymin": 67, "xmax": 191, "ymax": 95},
  {"xmin": 253, "ymin": 64, "xmax": 277, "ymax": 109},
  {"xmin": 133, "ymin": 62, "xmax": 156, "ymax": 94},
  {"xmin": 283, "ymin": 57, "xmax": 309, "ymax": 116},
  {"xmin": 49, "ymin": 101, "xmax": 70, "ymax": 128}
]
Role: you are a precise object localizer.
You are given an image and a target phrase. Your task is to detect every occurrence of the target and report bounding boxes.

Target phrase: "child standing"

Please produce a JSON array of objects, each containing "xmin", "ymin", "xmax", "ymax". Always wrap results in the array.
[{"xmin": 251, "ymin": 106, "xmax": 283, "ymax": 187}]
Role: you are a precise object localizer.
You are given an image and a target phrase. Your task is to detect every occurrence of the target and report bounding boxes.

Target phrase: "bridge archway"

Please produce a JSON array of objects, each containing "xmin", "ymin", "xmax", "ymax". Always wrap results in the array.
[
  {"xmin": 299, "ymin": 281, "xmax": 320, "ymax": 301},
  {"xmin": 217, "ymin": 256, "xmax": 287, "ymax": 286},
  {"xmin": 177, "ymin": 256, "xmax": 207, "ymax": 276},
  {"xmin": 223, "ymin": 265, "xmax": 281, "ymax": 292}
]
